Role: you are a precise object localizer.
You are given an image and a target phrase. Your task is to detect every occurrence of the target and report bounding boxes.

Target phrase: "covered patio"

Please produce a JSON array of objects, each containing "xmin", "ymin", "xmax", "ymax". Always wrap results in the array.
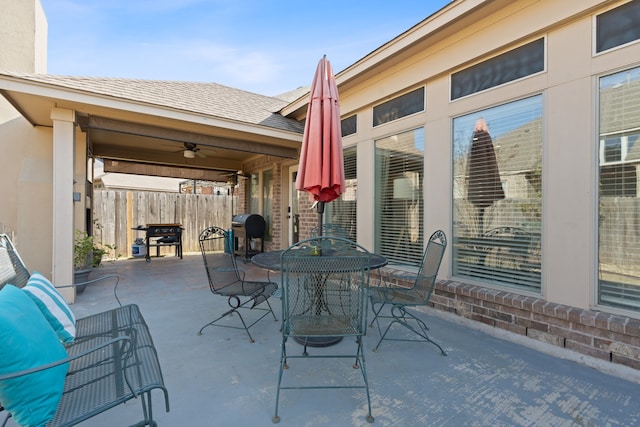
[{"xmin": 40, "ymin": 254, "xmax": 640, "ymax": 427}]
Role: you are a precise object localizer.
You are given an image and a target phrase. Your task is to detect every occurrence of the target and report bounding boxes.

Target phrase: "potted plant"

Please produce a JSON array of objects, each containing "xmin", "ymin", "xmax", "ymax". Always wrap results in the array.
[{"xmin": 74, "ymin": 228, "xmax": 116, "ymax": 293}]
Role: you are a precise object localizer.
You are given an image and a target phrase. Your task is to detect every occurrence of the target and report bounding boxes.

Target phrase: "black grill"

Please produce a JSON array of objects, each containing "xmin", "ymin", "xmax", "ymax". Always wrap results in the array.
[
  {"xmin": 232, "ymin": 214, "xmax": 265, "ymax": 259},
  {"xmin": 133, "ymin": 223, "xmax": 183, "ymax": 261}
]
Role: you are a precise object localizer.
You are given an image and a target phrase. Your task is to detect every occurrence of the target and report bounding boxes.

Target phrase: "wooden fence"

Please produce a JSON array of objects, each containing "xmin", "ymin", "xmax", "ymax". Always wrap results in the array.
[{"xmin": 92, "ymin": 190, "xmax": 234, "ymax": 258}]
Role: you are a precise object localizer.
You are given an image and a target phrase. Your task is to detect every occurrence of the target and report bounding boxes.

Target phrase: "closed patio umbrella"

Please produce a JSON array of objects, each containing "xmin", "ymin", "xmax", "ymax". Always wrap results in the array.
[
  {"xmin": 467, "ymin": 118, "xmax": 504, "ymax": 234},
  {"xmin": 296, "ymin": 55, "xmax": 345, "ymax": 234}
]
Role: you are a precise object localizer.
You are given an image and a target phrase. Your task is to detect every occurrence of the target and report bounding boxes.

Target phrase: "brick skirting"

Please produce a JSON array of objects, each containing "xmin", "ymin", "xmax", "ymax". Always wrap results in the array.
[{"xmin": 374, "ymin": 271, "xmax": 640, "ymax": 370}]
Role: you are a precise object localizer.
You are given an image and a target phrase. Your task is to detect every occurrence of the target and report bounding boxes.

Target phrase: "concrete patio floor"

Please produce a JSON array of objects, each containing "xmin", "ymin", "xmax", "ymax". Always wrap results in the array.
[{"xmin": 51, "ymin": 254, "xmax": 640, "ymax": 426}]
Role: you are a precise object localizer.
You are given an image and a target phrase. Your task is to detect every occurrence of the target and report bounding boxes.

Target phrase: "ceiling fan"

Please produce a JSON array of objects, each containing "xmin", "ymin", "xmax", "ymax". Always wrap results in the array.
[{"xmin": 182, "ymin": 142, "xmax": 206, "ymax": 159}]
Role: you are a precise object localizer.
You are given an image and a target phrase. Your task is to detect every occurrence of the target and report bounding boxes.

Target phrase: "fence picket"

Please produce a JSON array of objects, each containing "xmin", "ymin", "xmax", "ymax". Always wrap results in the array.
[{"xmin": 93, "ymin": 190, "xmax": 233, "ymax": 258}]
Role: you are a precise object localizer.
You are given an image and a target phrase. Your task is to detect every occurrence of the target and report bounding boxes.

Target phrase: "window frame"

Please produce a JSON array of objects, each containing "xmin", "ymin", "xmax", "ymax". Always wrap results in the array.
[
  {"xmin": 596, "ymin": 65, "xmax": 640, "ymax": 312},
  {"xmin": 451, "ymin": 95, "xmax": 544, "ymax": 293},
  {"xmin": 374, "ymin": 127, "xmax": 425, "ymax": 266},
  {"xmin": 594, "ymin": 0, "xmax": 640, "ymax": 55}
]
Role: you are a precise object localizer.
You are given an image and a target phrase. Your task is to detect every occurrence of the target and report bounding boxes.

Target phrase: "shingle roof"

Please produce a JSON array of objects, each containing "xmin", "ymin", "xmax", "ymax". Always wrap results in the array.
[
  {"xmin": 0, "ymin": 72, "xmax": 305, "ymax": 134},
  {"xmin": 273, "ymin": 86, "xmax": 310, "ymax": 103}
]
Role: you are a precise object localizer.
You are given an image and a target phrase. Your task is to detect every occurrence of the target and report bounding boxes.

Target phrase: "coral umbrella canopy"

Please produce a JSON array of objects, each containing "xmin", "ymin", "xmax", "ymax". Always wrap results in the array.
[{"xmin": 296, "ymin": 56, "xmax": 345, "ymax": 204}]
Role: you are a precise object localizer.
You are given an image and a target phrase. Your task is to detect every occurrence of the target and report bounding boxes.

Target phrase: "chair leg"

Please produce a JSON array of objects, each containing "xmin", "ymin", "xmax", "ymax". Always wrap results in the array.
[
  {"xmin": 234, "ymin": 310, "xmax": 255, "ymax": 343},
  {"xmin": 130, "ymin": 391, "xmax": 156, "ymax": 427},
  {"xmin": 368, "ymin": 299, "xmax": 386, "ymax": 329},
  {"xmin": 197, "ymin": 307, "xmax": 235, "ymax": 335},
  {"xmin": 398, "ymin": 308, "xmax": 446, "ymax": 355},
  {"xmin": 372, "ymin": 316, "xmax": 397, "ymax": 352},
  {"xmin": 273, "ymin": 335, "xmax": 372, "ymax": 423},
  {"xmin": 198, "ymin": 292, "xmax": 280, "ymax": 343},
  {"xmin": 264, "ymin": 297, "xmax": 278, "ymax": 322},
  {"xmin": 197, "ymin": 308, "xmax": 256, "ymax": 343},
  {"xmin": 197, "ymin": 297, "xmax": 257, "ymax": 343},
  {"xmin": 355, "ymin": 336, "xmax": 374, "ymax": 423},
  {"xmin": 273, "ymin": 337, "xmax": 288, "ymax": 423},
  {"xmin": 372, "ymin": 305, "xmax": 447, "ymax": 356}
]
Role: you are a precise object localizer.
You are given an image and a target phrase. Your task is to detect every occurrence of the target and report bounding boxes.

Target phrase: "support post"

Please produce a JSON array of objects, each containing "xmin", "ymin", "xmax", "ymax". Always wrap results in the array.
[{"xmin": 51, "ymin": 108, "xmax": 76, "ymax": 302}]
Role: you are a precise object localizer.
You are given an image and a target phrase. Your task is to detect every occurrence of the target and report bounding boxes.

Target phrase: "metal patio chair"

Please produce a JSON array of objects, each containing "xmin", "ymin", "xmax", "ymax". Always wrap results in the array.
[
  {"xmin": 369, "ymin": 229, "xmax": 448, "ymax": 355},
  {"xmin": 273, "ymin": 237, "xmax": 374, "ymax": 424},
  {"xmin": 197, "ymin": 226, "xmax": 278, "ymax": 343}
]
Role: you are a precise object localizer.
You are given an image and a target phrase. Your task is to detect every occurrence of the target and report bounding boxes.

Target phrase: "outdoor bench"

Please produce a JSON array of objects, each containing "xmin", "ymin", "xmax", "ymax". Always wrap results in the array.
[{"xmin": 0, "ymin": 234, "xmax": 169, "ymax": 427}]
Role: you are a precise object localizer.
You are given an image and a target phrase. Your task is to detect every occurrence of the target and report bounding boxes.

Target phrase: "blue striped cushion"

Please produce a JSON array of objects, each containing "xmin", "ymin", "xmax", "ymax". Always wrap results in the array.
[{"xmin": 23, "ymin": 272, "xmax": 76, "ymax": 343}]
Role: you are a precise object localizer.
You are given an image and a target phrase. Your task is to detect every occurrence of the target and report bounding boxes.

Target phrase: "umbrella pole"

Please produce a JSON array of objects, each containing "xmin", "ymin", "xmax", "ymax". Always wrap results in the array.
[
  {"xmin": 317, "ymin": 201, "xmax": 325, "ymax": 234},
  {"xmin": 317, "ymin": 201, "xmax": 325, "ymax": 255}
]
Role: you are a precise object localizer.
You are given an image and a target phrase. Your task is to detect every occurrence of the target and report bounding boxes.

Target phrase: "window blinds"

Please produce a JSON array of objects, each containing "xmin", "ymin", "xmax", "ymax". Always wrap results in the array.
[
  {"xmin": 326, "ymin": 147, "xmax": 357, "ymax": 241},
  {"xmin": 452, "ymin": 96, "xmax": 543, "ymax": 292},
  {"xmin": 598, "ymin": 67, "xmax": 640, "ymax": 310},
  {"xmin": 375, "ymin": 128, "xmax": 425, "ymax": 265}
]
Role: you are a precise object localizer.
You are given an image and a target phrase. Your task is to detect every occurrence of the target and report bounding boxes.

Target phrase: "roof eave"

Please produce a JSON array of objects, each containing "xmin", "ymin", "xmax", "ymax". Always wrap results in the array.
[{"xmin": 0, "ymin": 73, "xmax": 302, "ymax": 143}]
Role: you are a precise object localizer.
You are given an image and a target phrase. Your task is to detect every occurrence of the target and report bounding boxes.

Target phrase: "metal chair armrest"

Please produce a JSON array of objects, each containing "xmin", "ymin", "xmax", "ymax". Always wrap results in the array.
[
  {"xmin": 0, "ymin": 336, "xmax": 131, "ymax": 382},
  {"xmin": 56, "ymin": 274, "xmax": 122, "ymax": 306},
  {"xmin": 375, "ymin": 272, "xmax": 434, "ymax": 300}
]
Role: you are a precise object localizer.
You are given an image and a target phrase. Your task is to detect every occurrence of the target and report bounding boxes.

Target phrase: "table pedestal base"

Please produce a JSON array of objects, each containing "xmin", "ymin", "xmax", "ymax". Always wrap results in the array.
[{"xmin": 294, "ymin": 336, "xmax": 343, "ymax": 347}]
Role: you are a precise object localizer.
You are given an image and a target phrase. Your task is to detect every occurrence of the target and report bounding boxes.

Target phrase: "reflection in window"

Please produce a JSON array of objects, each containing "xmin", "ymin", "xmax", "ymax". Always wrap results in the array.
[
  {"xmin": 596, "ymin": 0, "xmax": 640, "ymax": 53},
  {"xmin": 451, "ymin": 38, "xmax": 544, "ymax": 100},
  {"xmin": 341, "ymin": 115, "xmax": 357, "ymax": 137},
  {"xmin": 375, "ymin": 128, "xmax": 424, "ymax": 265},
  {"xmin": 600, "ymin": 165, "xmax": 637, "ymax": 197},
  {"xmin": 598, "ymin": 66, "xmax": 640, "ymax": 311},
  {"xmin": 373, "ymin": 87, "xmax": 424, "ymax": 127},
  {"xmin": 452, "ymin": 95, "xmax": 543, "ymax": 292}
]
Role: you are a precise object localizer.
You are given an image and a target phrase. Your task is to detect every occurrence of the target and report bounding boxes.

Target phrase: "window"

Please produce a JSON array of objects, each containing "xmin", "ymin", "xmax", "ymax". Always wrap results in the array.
[
  {"xmin": 263, "ymin": 169, "xmax": 273, "ymax": 241},
  {"xmin": 248, "ymin": 173, "xmax": 259, "ymax": 213},
  {"xmin": 341, "ymin": 115, "xmax": 357, "ymax": 137},
  {"xmin": 452, "ymin": 96, "xmax": 543, "ymax": 292},
  {"xmin": 598, "ymin": 66, "xmax": 640, "ymax": 311},
  {"xmin": 375, "ymin": 128, "xmax": 424, "ymax": 265},
  {"xmin": 596, "ymin": 0, "xmax": 640, "ymax": 53},
  {"xmin": 451, "ymin": 38, "xmax": 545, "ymax": 100},
  {"xmin": 326, "ymin": 147, "xmax": 357, "ymax": 240},
  {"xmin": 247, "ymin": 170, "xmax": 274, "ymax": 241},
  {"xmin": 373, "ymin": 87, "xmax": 424, "ymax": 127}
]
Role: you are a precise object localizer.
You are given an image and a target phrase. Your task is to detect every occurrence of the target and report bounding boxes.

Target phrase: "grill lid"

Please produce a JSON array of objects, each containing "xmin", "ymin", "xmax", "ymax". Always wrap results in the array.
[{"xmin": 232, "ymin": 214, "xmax": 266, "ymax": 237}]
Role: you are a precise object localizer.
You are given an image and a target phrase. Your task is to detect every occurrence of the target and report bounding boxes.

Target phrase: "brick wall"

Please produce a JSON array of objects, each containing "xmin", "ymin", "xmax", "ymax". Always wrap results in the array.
[{"xmin": 376, "ymin": 271, "xmax": 640, "ymax": 370}]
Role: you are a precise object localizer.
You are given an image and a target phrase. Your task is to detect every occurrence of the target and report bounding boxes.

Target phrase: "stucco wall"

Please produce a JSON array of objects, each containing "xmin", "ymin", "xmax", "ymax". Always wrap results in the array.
[
  {"xmin": 0, "ymin": 0, "xmax": 47, "ymax": 73},
  {"xmin": 0, "ymin": 110, "xmax": 90, "ymax": 286},
  {"xmin": 0, "ymin": 116, "xmax": 53, "ymax": 274}
]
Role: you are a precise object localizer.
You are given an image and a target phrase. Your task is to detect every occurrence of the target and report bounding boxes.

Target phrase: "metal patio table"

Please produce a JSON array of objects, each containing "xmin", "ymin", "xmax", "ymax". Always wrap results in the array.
[{"xmin": 252, "ymin": 247, "xmax": 387, "ymax": 347}]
